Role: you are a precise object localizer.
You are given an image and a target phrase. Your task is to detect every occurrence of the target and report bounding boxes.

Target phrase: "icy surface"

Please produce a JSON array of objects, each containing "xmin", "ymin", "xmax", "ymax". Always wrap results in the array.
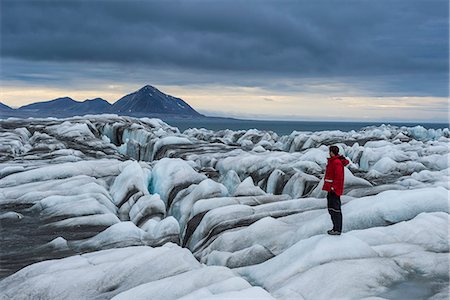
[
  {"xmin": 0, "ymin": 244, "xmax": 275, "ymax": 300},
  {"xmin": 0, "ymin": 115, "xmax": 448, "ymax": 299}
]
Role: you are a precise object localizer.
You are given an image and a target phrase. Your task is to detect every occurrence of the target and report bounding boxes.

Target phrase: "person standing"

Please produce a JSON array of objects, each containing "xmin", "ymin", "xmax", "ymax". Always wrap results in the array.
[{"xmin": 322, "ymin": 145, "xmax": 349, "ymax": 235}]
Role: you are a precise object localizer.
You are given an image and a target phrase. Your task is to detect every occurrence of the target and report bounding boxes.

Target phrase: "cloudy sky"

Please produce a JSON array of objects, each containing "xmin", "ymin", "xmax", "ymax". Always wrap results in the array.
[{"xmin": 1, "ymin": 0, "xmax": 448, "ymax": 122}]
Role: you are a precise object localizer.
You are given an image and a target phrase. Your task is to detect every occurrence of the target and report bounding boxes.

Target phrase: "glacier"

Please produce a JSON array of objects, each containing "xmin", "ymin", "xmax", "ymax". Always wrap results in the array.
[{"xmin": 0, "ymin": 115, "xmax": 448, "ymax": 299}]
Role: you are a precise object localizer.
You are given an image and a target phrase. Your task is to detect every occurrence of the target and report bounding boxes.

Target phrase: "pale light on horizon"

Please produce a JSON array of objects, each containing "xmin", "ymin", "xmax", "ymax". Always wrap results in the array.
[{"xmin": 0, "ymin": 83, "xmax": 448, "ymax": 123}]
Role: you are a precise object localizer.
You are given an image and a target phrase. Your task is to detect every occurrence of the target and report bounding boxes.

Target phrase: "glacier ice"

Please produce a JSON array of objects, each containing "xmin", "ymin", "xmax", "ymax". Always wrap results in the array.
[{"xmin": 0, "ymin": 115, "xmax": 448, "ymax": 299}]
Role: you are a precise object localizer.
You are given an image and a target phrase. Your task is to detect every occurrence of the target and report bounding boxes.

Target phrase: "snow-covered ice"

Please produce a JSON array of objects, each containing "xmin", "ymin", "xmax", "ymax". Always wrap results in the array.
[{"xmin": 0, "ymin": 115, "xmax": 448, "ymax": 299}]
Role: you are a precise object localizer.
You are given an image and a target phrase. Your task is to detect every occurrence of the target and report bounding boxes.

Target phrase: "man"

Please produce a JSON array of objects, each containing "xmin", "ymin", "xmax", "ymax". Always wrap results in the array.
[{"xmin": 322, "ymin": 145, "xmax": 349, "ymax": 235}]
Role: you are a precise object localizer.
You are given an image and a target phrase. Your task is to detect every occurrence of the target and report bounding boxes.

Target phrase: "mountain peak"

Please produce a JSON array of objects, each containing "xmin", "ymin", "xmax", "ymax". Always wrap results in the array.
[
  {"xmin": 139, "ymin": 85, "xmax": 158, "ymax": 92},
  {"xmin": 112, "ymin": 85, "xmax": 201, "ymax": 116}
]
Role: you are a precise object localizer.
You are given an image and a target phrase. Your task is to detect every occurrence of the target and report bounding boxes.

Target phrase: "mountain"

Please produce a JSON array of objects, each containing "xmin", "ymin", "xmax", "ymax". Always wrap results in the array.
[
  {"xmin": 0, "ymin": 102, "xmax": 13, "ymax": 111},
  {"xmin": 112, "ymin": 85, "xmax": 202, "ymax": 116},
  {"xmin": 18, "ymin": 97, "xmax": 111, "ymax": 115},
  {"xmin": 19, "ymin": 97, "xmax": 80, "ymax": 112},
  {"xmin": 4, "ymin": 85, "xmax": 203, "ymax": 118},
  {"xmin": 78, "ymin": 98, "xmax": 112, "ymax": 113}
]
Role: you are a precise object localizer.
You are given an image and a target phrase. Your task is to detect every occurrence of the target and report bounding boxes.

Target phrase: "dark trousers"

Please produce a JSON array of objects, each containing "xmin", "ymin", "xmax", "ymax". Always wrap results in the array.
[{"xmin": 327, "ymin": 191, "xmax": 342, "ymax": 232}]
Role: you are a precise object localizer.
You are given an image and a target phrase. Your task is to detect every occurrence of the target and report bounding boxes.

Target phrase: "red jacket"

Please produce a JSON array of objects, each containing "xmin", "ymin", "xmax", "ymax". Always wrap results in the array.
[{"xmin": 322, "ymin": 155, "xmax": 349, "ymax": 196}]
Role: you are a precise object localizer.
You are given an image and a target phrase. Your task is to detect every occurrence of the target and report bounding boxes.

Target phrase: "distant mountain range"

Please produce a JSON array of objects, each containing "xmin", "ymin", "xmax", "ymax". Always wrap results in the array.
[{"xmin": 0, "ymin": 85, "xmax": 203, "ymax": 118}]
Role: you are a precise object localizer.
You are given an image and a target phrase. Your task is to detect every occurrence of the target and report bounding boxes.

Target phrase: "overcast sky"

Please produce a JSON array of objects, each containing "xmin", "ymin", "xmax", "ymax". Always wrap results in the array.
[{"xmin": 1, "ymin": 0, "xmax": 448, "ymax": 122}]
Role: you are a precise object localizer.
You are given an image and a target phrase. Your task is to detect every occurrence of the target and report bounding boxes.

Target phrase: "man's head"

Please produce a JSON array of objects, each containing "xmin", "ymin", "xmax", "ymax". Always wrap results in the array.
[{"xmin": 329, "ymin": 145, "xmax": 340, "ymax": 157}]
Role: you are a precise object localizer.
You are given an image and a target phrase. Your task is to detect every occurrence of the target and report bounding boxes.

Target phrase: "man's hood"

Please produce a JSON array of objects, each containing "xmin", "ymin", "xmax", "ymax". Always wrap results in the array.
[{"xmin": 328, "ymin": 155, "xmax": 350, "ymax": 166}]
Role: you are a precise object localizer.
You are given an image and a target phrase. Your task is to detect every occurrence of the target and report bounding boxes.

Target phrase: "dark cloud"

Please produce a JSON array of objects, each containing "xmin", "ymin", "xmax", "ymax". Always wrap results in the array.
[
  {"xmin": 1, "ymin": 57, "xmax": 448, "ymax": 98},
  {"xmin": 0, "ymin": 0, "xmax": 448, "ymax": 97},
  {"xmin": 1, "ymin": 0, "xmax": 448, "ymax": 73}
]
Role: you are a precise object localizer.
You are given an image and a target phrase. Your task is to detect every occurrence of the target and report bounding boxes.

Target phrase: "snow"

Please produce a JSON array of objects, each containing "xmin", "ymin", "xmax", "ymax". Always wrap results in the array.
[
  {"xmin": 220, "ymin": 170, "xmax": 241, "ymax": 195},
  {"xmin": 0, "ymin": 160, "xmax": 125, "ymax": 188},
  {"xmin": 140, "ymin": 216, "xmax": 180, "ymax": 241},
  {"xmin": 266, "ymin": 169, "xmax": 285, "ymax": 194},
  {"xmin": 0, "ymin": 115, "xmax": 448, "ymax": 299},
  {"xmin": 37, "ymin": 197, "xmax": 114, "ymax": 220},
  {"xmin": 190, "ymin": 194, "xmax": 291, "ymax": 220},
  {"xmin": 233, "ymin": 176, "xmax": 265, "ymax": 196},
  {"xmin": 1, "ymin": 175, "xmax": 112, "ymax": 206},
  {"xmin": 238, "ymin": 212, "xmax": 449, "ymax": 299},
  {"xmin": 0, "ymin": 244, "xmax": 275, "ymax": 300},
  {"xmin": 109, "ymin": 161, "xmax": 151, "ymax": 207},
  {"xmin": 282, "ymin": 171, "xmax": 319, "ymax": 198},
  {"xmin": 68, "ymin": 222, "xmax": 148, "ymax": 252},
  {"xmin": 0, "ymin": 211, "xmax": 23, "ymax": 221},
  {"xmin": 47, "ymin": 121, "xmax": 96, "ymax": 139},
  {"xmin": 113, "ymin": 265, "xmax": 275, "ymax": 300},
  {"xmin": 45, "ymin": 213, "xmax": 120, "ymax": 229},
  {"xmin": 170, "ymin": 179, "xmax": 228, "ymax": 231},
  {"xmin": 238, "ymin": 234, "xmax": 380, "ymax": 290},
  {"xmin": 149, "ymin": 158, "xmax": 206, "ymax": 205},
  {"xmin": 152, "ymin": 136, "xmax": 193, "ymax": 160},
  {"xmin": 129, "ymin": 194, "xmax": 165, "ymax": 225}
]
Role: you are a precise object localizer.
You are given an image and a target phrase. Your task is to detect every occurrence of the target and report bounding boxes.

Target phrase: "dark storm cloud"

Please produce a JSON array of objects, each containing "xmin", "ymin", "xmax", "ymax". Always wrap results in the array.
[{"xmin": 1, "ymin": 0, "xmax": 448, "ymax": 76}]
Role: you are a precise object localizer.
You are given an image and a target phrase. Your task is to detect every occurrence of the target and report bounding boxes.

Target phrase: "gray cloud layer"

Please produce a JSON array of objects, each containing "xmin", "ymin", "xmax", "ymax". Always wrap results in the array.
[{"xmin": 1, "ymin": 0, "xmax": 448, "ymax": 96}]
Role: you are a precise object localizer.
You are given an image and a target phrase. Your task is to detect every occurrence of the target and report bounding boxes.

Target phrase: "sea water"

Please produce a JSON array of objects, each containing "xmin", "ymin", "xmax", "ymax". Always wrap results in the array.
[{"xmin": 164, "ymin": 119, "xmax": 449, "ymax": 136}]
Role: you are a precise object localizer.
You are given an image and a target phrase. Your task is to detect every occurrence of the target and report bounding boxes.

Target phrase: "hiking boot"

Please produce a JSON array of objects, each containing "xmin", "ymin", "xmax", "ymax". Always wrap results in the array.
[{"xmin": 327, "ymin": 230, "xmax": 341, "ymax": 235}]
